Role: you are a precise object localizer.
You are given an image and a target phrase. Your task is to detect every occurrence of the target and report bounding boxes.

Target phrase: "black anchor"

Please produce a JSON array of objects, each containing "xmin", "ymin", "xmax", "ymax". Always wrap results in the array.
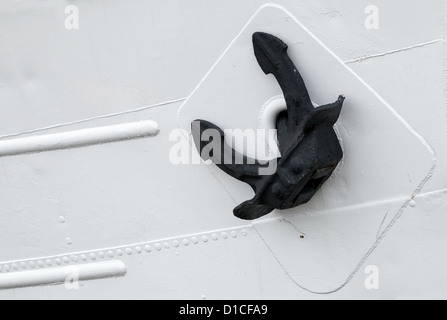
[{"xmin": 192, "ymin": 32, "xmax": 345, "ymax": 220}]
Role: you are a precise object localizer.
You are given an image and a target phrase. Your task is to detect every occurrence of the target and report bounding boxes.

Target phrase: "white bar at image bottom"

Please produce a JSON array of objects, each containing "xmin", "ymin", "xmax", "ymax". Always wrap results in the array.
[{"xmin": 0, "ymin": 261, "xmax": 127, "ymax": 290}]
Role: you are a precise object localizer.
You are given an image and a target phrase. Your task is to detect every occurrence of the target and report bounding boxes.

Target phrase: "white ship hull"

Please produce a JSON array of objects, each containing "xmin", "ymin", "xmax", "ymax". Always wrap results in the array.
[{"xmin": 0, "ymin": 0, "xmax": 446, "ymax": 300}]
